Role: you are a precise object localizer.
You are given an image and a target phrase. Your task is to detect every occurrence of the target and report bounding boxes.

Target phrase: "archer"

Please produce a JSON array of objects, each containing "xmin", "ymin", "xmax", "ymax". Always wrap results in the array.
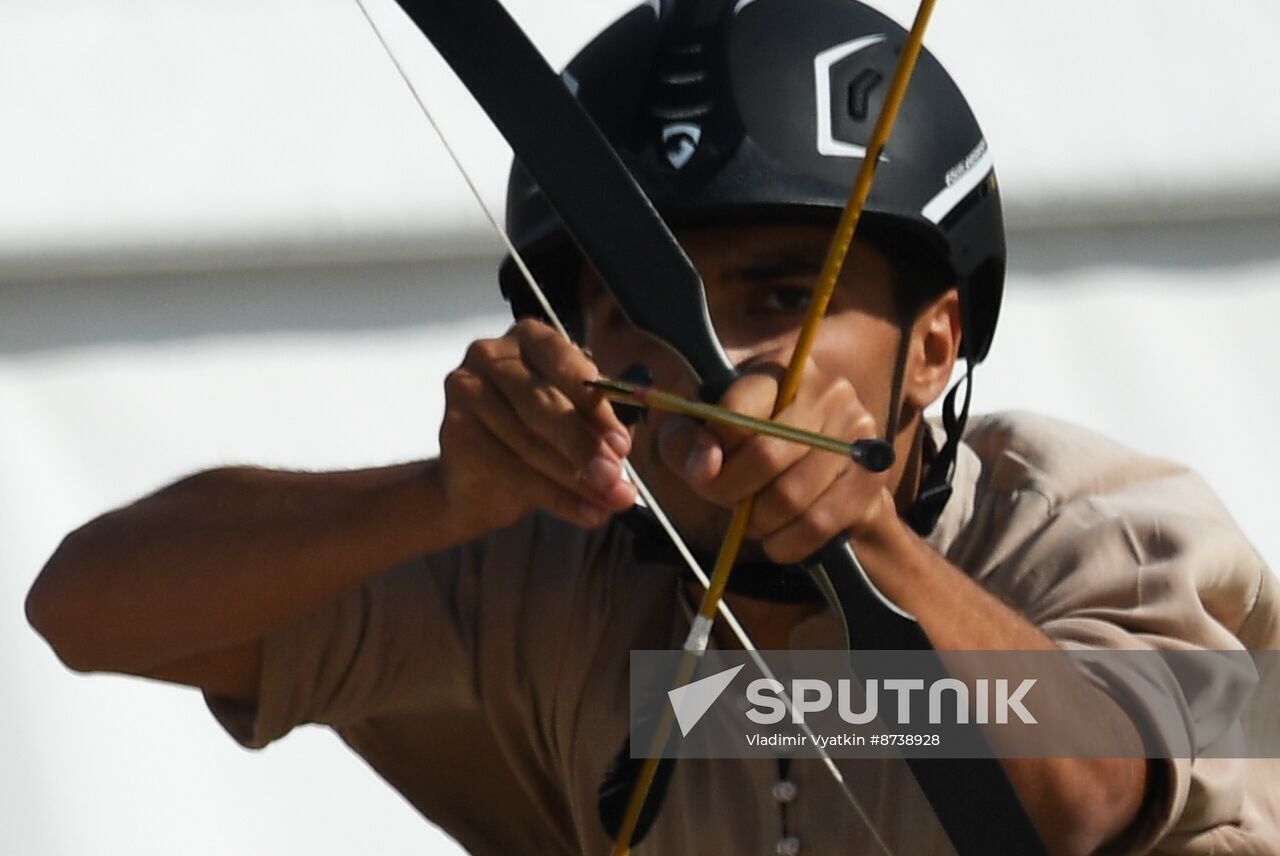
[{"xmin": 27, "ymin": 1, "xmax": 1278, "ymax": 854}]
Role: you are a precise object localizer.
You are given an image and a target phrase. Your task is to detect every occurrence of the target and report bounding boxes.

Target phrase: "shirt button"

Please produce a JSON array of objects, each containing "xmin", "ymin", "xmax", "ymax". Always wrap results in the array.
[
  {"xmin": 775, "ymin": 836, "xmax": 802, "ymax": 855},
  {"xmin": 771, "ymin": 780, "xmax": 799, "ymax": 804}
]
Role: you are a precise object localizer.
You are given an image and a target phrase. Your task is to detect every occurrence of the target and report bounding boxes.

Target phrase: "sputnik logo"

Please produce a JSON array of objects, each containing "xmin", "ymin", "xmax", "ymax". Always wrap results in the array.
[{"xmin": 668, "ymin": 664, "xmax": 745, "ymax": 736}]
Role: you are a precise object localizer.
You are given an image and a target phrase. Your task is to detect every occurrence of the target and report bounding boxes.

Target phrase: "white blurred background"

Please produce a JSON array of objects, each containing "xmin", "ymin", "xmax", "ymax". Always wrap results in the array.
[{"xmin": 4, "ymin": 1, "xmax": 1278, "ymax": 853}]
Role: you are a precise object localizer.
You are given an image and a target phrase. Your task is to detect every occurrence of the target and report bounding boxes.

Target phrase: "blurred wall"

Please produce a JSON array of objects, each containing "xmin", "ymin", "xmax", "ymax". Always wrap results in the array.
[{"xmin": 3, "ymin": 1, "xmax": 1278, "ymax": 853}]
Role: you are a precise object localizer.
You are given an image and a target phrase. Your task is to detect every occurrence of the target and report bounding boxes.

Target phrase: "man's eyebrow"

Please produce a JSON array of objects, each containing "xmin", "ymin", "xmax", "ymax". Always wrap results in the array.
[{"xmin": 722, "ymin": 254, "xmax": 823, "ymax": 283}]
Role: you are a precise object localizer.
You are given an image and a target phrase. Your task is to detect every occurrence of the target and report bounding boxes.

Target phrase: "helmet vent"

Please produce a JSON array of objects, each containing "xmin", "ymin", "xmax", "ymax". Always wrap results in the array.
[
  {"xmin": 667, "ymin": 41, "xmax": 706, "ymax": 55},
  {"xmin": 651, "ymin": 103, "xmax": 714, "ymax": 121},
  {"xmin": 662, "ymin": 69, "xmax": 708, "ymax": 85},
  {"xmin": 638, "ymin": 0, "xmax": 747, "ymax": 172},
  {"xmin": 847, "ymin": 68, "xmax": 884, "ymax": 121},
  {"xmin": 648, "ymin": 41, "xmax": 714, "ymax": 122}
]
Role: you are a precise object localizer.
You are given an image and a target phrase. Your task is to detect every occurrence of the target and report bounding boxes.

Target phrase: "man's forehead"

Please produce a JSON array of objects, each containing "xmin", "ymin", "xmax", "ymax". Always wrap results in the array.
[
  {"xmin": 678, "ymin": 224, "xmax": 891, "ymax": 285},
  {"xmin": 676, "ymin": 223, "xmax": 838, "ymax": 259},
  {"xmin": 719, "ymin": 254, "xmax": 824, "ymax": 288}
]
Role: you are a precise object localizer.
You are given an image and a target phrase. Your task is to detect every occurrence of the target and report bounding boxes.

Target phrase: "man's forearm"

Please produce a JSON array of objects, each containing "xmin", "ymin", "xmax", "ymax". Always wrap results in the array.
[
  {"xmin": 26, "ymin": 459, "xmax": 472, "ymax": 674},
  {"xmin": 855, "ymin": 511, "xmax": 1149, "ymax": 855},
  {"xmin": 855, "ymin": 509, "xmax": 1053, "ymax": 651}
]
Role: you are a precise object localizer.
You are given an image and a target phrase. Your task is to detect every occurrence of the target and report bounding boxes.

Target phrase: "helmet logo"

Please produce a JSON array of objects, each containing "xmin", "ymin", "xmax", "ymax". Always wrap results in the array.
[
  {"xmin": 814, "ymin": 34, "xmax": 885, "ymax": 158},
  {"xmin": 922, "ymin": 139, "xmax": 993, "ymax": 224},
  {"xmin": 662, "ymin": 122, "xmax": 703, "ymax": 170}
]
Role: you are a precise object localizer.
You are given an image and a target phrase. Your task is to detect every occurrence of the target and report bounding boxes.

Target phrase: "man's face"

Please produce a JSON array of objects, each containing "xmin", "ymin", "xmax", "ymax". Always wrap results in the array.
[{"xmin": 579, "ymin": 223, "xmax": 945, "ymax": 551}]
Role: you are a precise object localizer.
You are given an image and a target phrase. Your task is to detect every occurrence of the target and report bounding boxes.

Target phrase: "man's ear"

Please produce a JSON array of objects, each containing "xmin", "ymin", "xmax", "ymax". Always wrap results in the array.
[{"xmin": 903, "ymin": 288, "xmax": 962, "ymax": 411}]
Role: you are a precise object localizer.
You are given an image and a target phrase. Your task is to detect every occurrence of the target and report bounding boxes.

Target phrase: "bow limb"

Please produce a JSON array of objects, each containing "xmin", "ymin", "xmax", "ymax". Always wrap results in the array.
[
  {"xmin": 352, "ymin": 0, "xmax": 876, "ymax": 841},
  {"xmin": 359, "ymin": 0, "xmax": 737, "ymax": 395}
]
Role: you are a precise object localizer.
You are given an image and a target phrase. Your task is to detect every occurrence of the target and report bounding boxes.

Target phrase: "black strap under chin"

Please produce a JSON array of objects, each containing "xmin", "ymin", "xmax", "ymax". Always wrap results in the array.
[
  {"xmin": 617, "ymin": 506, "xmax": 825, "ymax": 603},
  {"xmin": 905, "ymin": 363, "xmax": 973, "ymax": 537}
]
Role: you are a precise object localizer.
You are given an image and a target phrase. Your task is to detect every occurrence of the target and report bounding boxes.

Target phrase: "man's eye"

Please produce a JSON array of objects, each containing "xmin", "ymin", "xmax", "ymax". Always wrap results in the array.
[{"xmin": 761, "ymin": 286, "xmax": 813, "ymax": 313}]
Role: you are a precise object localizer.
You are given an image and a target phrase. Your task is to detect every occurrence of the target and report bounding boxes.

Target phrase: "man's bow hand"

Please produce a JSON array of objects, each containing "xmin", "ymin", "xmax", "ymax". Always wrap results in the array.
[{"xmin": 656, "ymin": 354, "xmax": 894, "ymax": 565}]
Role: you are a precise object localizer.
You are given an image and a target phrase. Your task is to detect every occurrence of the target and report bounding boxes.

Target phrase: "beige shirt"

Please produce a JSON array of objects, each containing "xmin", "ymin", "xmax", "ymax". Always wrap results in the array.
[{"xmin": 206, "ymin": 411, "xmax": 1280, "ymax": 854}]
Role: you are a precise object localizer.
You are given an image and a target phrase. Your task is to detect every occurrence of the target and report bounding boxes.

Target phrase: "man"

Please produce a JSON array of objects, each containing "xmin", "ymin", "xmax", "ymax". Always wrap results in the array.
[{"xmin": 26, "ymin": 0, "xmax": 1279, "ymax": 853}]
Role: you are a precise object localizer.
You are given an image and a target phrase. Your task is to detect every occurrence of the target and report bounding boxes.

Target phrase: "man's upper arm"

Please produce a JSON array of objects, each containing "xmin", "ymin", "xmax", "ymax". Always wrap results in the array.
[
  {"xmin": 193, "ymin": 546, "xmax": 481, "ymax": 751},
  {"xmin": 143, "ymin": 639, "xmax": 262, "ymax": 701},
  {"xmin": 998, "ymin": 475, "xmax": 1275, "ymax": 852}
]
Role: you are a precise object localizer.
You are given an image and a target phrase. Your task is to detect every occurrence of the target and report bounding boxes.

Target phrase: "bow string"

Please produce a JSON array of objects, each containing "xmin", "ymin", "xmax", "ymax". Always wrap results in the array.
[
  {"xmin": 355, "ymin": 1, "xmax": 1046, "ymax": 854},
  {"xmin": 351, "ymin": 0, "xmax": 877, "ymax": 840}
]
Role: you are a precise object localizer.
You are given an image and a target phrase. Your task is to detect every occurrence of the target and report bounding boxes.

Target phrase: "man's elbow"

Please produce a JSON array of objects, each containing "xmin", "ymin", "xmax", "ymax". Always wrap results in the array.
[
  {"xmin": 1042, "ymin": 758, "xmax": 1149, "ymax": 856},
  {"xmin": 26, "ymin": 531, "xmax": 108, "ymax": 674}
]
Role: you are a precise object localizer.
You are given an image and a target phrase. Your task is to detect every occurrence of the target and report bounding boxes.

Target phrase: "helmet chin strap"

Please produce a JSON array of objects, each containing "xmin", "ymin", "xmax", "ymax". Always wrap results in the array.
[
  {"xmin": 905, "ymin": 362, "xmax": 973, "ymax": 535},
  {"xmin": 885, "ymin": 308, "xmax": 973, "ymax": 537}
]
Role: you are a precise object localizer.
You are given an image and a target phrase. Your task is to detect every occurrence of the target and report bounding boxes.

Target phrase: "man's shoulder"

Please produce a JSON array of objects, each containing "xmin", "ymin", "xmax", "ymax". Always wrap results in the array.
[
  {"xmin": 958, "ymin": 416, "xmax": 1276, "ymax": 648},
  {"xmin": 962, "ymin": 410, "xmax": 1193, "ymax": 509}
]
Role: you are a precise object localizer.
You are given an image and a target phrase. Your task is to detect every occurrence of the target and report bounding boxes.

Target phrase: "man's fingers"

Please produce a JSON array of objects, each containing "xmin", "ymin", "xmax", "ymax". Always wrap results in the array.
[
  {"xmin": 513, "ymin": 319, "xmax": 631, "ymax": 449},
  {"xmin": 717, "ymin": 369, "xmax": 781, "ymax": 419},
  {"xmin": 441, "ymin": 324, "xmax": 642, "ymax": 533},
  {"xmin": 715, "ymin": 431, "xmax": 810, "ymax": 502},
  {"xmin": 445, "ymin": 367, "xmax": 634, "ymax": 512},
  {"xmin": 462, "ymin": 322, "xmax": 630, "ymax": 469},
  {"xmin": 744, "ymin": 447, "xmax": 843, "ymax": 537},
  {"xmin": 483, "ymin": 352, "xmax": 621, "ymax": 470},
  {"xmin": 447, "ymin": 416, "xmax": 629, "ymax": 528},
  {"xmin": 748, "ymin": 388, "xmax": 881, "ymax": 538},
  {"xmin": 761, "ymin": 482, "xmax": 891, "ymax": 565},
  {"xmin": 709, "ymin": 370, "xmax": 781, "ymax": 450},
  {"xmin": 474, "ymin": 390, "xmax": 634, "ymax": 511},
  {"xmin": 657, "ymin": 416, "xmax": 724, "ymax": 486}
]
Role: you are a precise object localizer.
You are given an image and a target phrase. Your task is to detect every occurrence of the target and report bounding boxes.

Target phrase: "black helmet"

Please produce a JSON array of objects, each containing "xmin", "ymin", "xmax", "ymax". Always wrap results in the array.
[{"xmin": 500, "ymin": 0, "xmax": 1006, "ymax": 363}]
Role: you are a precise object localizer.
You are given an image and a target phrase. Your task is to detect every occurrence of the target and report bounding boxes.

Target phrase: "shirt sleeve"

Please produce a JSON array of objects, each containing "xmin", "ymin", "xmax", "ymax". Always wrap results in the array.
[
  {"xmin": 200, "ymin": 509, "xmax": 650, "ymax": 853},
  {"xmin": 991, "ymin": 467, "xmax": 1278, "ymax": 854},
  {"xmin": 203, "ymin": 533, "xmax": 489, "ymax": 750}
]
